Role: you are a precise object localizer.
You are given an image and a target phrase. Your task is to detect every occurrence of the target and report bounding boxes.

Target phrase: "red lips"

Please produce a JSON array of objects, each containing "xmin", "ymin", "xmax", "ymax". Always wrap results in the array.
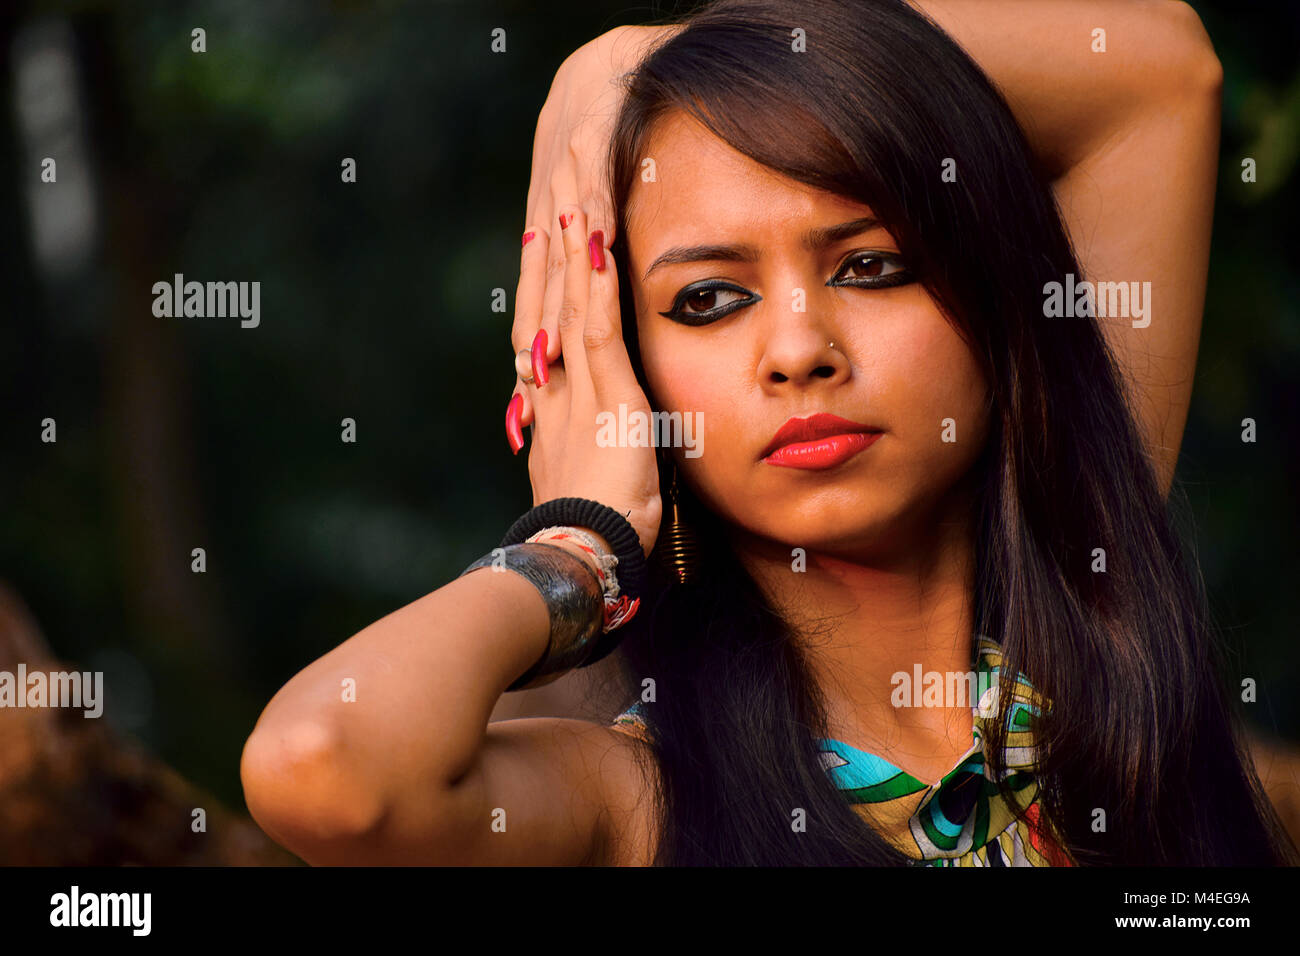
[{"xmin": 759, "ymin": 413, "xmax": 882, "ymax": 460}]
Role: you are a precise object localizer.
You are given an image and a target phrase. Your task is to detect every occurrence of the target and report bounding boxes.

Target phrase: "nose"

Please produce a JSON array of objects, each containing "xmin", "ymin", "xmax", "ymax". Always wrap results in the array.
[{"xmin": 756, "ymin": 315, "xmax": 849, "ymax": 392}]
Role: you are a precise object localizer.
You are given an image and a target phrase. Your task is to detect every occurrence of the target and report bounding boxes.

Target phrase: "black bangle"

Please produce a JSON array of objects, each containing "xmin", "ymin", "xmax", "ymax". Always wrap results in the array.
[
  {"xmin": 500, "ymin": 497, "xmax": 647, "ymax": 667},
  {"xmin": 460, "ymin": 543, "xmax": 605, "ymax": 692}
]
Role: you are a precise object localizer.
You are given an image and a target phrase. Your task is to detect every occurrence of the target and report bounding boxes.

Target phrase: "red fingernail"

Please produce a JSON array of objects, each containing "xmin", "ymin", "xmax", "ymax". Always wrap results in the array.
[
  {"xmin": 531, "ymin": 329, "xmax": 549, "ymax": 386},
  {"xmin": 521, "ymin": 230, "xmax": 536, "ymax": 247},
  {"xmin": 506, "ymin": 394, "xmax": 524, "ymax": 455},
  {"xmin": 588, "ymin": 230, "xmax": 605, "ymax": 271},
  {"xmin": 559, "ymin": 212, "xmax": 573, "ymax": 230}
]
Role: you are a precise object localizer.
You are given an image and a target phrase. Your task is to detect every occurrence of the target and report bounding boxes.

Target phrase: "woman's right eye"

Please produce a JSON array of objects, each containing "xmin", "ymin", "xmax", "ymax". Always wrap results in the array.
[{"xmin": 659, "ymin": 282, "xmax": 758, "ymax": 326}]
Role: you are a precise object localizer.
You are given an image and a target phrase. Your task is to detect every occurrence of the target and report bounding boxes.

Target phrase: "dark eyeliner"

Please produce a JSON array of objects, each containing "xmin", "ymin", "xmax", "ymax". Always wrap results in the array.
[
  {"xmin": 658, "ymin": 280, "xmax": 760, "ymax": 326},
  {"xmin": 828, "ymin": 250, "xmax": 913, "ymax": 289}
]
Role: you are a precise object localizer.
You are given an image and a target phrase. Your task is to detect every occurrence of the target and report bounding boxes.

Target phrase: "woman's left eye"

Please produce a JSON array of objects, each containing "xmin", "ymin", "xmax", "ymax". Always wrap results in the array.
[{"xmin": 831, "ymin": 252, "xmax": 910, "ymax": 287}]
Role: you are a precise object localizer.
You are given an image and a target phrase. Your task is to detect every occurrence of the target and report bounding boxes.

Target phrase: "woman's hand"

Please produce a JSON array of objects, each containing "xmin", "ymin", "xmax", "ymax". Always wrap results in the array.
[
  {"xmin": 506, "ymin": 205, "xmax": 662, "ymax": 559},
  {"xmin": 511, "ymin": 23, "xmax": 679, "ymax": 432}
]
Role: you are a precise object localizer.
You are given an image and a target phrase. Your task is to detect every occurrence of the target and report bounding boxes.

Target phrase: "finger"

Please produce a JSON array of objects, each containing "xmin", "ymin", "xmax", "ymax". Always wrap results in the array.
[
  {"xmin": 516, "ymin": 377, "xmax": 534, "ymax": 429},
  {"xmin": 524, "ymin": 100, "xmax": 561, "ymax": 232},
  {"xmin": 517, "ymin": 356, "xmax": 573, "ymax": 432},
  {"xmin": 583, "ymin": 192, "xmax": 617, "ymax": 250},
  {"xmin": 555, "ymin": 204, "xmax": 593, "ymax": 397},
  {"xmin": 538, "ymin": 220, "xmax": 568, "ymax": 368},
  {"xmin": 505, "ymin": 385, "xmax": 526, "ymax": 456},
  {"xmin": 580, "ymin": 159, "xmax": 618, "ymax": 248},
  {"xmin": 511, "ymin": 225, "xmax": 550, "ymax": 357},
  {"xmin": 540, "ymin": 166, "xmax": 582, "ymax": 366},
  {"xmin": 584, "ymin": 239, "xmax": 641, "ymax": 407},
  {"xmin": 524, "ymin": 145, "xmax": 552, "ymax": 238}
]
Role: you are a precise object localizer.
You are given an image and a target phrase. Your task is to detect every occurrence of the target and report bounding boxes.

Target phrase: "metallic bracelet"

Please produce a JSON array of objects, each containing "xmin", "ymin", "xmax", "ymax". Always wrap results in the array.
[{"xmin": 458, "ymin": 542, "xmax": 604, "ymax": 692}]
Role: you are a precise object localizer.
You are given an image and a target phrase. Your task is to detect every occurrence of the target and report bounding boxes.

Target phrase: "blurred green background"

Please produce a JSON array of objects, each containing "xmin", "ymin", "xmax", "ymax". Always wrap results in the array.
[{"xmin": 0, "ymin": 0, "xmax": 1295, "ymax": 813}]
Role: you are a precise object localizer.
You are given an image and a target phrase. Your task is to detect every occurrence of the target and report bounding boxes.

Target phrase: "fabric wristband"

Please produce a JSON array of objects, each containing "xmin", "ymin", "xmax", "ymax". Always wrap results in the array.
[{"xmin": 500, "ymin": 497, "xmax": 647, "ymax": 667}]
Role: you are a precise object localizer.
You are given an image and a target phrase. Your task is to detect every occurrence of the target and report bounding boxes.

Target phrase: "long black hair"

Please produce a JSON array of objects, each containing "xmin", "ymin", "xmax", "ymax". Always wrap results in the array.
[{"xmin": 602, "ymin": 0, "xmax": 1298, "ymax": 865}]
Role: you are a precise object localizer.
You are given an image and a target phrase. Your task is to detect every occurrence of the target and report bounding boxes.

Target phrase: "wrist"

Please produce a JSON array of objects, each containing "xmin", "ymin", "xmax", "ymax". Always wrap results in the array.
[
  {"xmin": 502, "ymin": 501, "xmax": 648, "ymax": 639},
  {"xmin": 460, "ymin": 542, "xmax": 605, "ymax": 692},
  {"xmin": 545, "ymin": 531, "xmax": 609, "ymax": 577}
]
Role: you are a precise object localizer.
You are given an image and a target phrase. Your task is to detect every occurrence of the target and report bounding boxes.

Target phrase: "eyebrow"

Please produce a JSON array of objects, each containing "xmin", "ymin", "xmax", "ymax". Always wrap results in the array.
[{"xmin": 640, "ymin": 216, "xmax": 884, "ymax": 282}]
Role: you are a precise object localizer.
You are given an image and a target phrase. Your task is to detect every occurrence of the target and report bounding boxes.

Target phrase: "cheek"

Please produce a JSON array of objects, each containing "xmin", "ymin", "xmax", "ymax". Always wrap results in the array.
[
  {"xmin": 632, "ymin": 281, "xmax": 743, "ymax": 426},
  {"xmin": 900, "ymin": 322, "xmax": 983, "ymax": 412},
  {"xmin": 871, "ymin": 309, "xmax": 990, "ymax": 464},
  {"xmin": 637, "ymin": 320, "xmax": 727, "ymax": 417},
  {"xmin": 636, "ymin": 321, "xmax": 751, "ymax": 505}
]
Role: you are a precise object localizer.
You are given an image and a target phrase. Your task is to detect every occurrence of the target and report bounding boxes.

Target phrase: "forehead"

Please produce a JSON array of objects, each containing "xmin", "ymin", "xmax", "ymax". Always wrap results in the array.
[{"xmin": 625, "ymin": 111, "xmax": 875, "ymax": 268}]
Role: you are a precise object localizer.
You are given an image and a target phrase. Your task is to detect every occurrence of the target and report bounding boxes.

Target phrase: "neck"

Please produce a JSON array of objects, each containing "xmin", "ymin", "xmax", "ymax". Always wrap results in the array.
[{"xmin": 728, "ymin": 488, "xmax": 980, "ymax": 783}]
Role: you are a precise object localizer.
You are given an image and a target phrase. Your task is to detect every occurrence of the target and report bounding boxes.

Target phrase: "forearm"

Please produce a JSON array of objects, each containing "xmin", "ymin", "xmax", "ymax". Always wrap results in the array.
[
  {"xmin": 909, "ymin": 0, "xmax": 1217, "ymax": 179},
  {"xmin": 242, "ymin": 536, "xmax": 602, "ymax": 838}
]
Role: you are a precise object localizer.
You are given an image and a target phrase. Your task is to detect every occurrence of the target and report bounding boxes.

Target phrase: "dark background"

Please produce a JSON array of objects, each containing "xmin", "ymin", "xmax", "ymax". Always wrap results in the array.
[{"xmin": 0, "ymin": 0, "xmax": 1296, "ymax": 819}]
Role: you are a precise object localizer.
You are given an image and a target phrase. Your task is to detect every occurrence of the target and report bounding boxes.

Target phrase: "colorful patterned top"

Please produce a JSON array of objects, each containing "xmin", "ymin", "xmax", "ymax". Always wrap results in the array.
[{"xmin": 608, "ymin": 637, "xmax": 1075, "ymax": 866}]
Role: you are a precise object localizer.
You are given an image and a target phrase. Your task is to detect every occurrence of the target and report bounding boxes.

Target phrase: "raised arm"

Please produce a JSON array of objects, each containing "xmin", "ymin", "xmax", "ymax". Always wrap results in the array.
[
  {"xmin": 910, "ymin": 0, "xmax": 1223, "ymax": 496},
  {"xmin": 241, "ymin": 203, "xmax": 662, "ymax": 865},
  {"xmin": 239, "ymin": 535, "xmax": 644, "ymax": 865},
  {"xmin": 502, "ymin": 4, "xmax": 1221, "ymax": 733},
  {"xmin": 517, "ymin": 4, "xmax": 1218, "ymax": 506}
]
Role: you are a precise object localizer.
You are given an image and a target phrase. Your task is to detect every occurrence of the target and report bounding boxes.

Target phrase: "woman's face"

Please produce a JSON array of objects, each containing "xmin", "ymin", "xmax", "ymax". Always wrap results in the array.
[{"xmin": 624, "ymin": 111, "xmax": 991, "ymax": 559}]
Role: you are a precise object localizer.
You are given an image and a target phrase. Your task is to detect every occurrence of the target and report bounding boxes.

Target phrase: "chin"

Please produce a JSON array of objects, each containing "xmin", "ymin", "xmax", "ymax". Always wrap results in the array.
[{"xmin": 731, "ymin": 497, "xmax": 903, "ymax": 554}]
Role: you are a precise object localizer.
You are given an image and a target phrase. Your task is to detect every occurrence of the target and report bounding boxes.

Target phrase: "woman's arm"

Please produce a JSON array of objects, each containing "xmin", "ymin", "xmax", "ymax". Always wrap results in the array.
[
  {"xmin": 243, "ymin": 200, "xmax": 662, "ymax": 865},
  {"xmin": 239, "ymin": 535, "xmax": 647, "ymax": 865},
  {"xmin": 518, "ymin": 4, "xmax": 1218, "ymax": 500},
  {"xmin": 910, "ymin": 0, "xmax": 1223, "ymax": 496},
  {"xmin": 488, "ymin": 645, "xmax": 630, "ymax": 723},
  {"xmin": 500, "ymin": 4, "xmax": 1219, "ymax": 725}
]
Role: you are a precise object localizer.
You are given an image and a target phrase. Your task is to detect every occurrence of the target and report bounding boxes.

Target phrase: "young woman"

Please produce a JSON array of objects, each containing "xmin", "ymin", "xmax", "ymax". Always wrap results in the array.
[{"xmin": 240, "ymin": 0, "xmax": 1299, "ymax": 865}]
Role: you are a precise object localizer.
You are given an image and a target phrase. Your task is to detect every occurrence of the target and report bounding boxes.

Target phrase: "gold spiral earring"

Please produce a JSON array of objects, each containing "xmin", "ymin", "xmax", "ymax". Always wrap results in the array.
[{"xmin": 659, "ymin": 463, "xmax": 701, "ymax": 585}]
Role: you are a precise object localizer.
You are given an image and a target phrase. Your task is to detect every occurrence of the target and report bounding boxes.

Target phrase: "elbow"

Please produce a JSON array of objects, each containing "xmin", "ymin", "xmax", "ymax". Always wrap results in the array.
[
  {"xmin": 1162, "ymin": 2, "xmax": 1223, "ymax": 98},
  {"xmin": 240, "ymin": 717, "xmax": 386, "ymax": 863}
]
